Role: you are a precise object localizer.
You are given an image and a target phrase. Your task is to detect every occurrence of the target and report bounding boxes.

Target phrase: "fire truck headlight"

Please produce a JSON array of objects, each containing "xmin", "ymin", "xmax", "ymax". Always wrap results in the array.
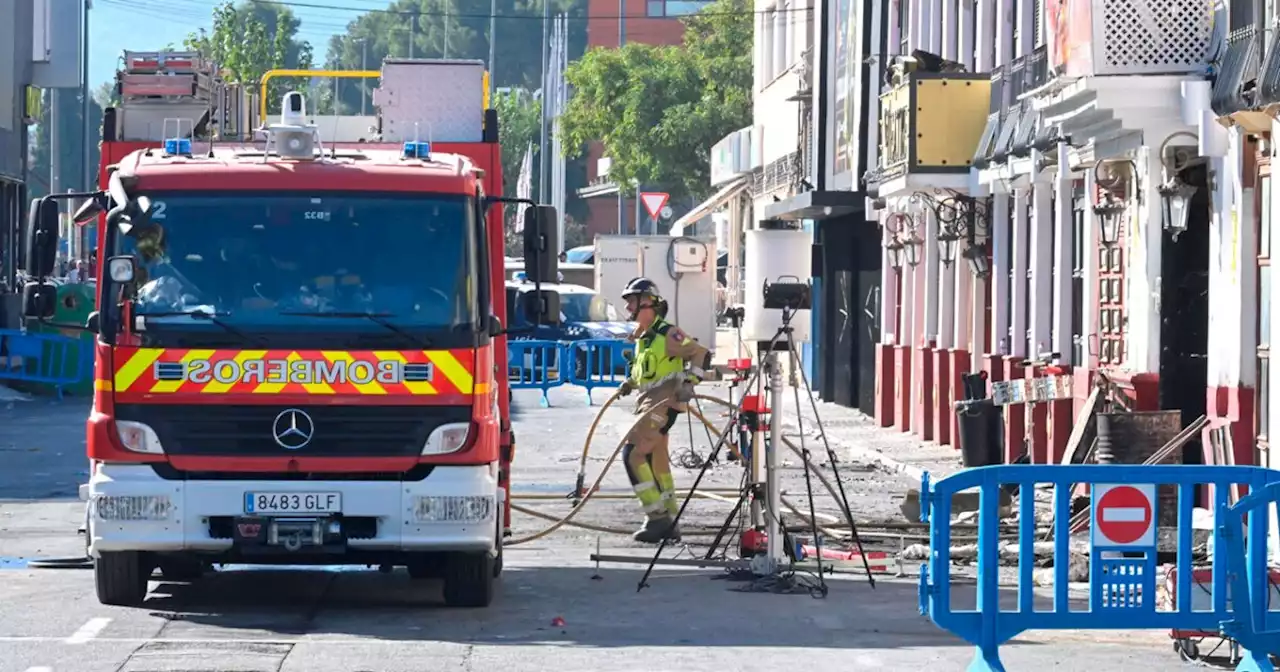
[
  {"xmin": 422, "ymin": 422, "xmax": 471, "ymax": 455},
  {"xmin": 95, "ymin": 495, "xmax": 172, "ymax": 521},
  {"xmin": 412, "ymin": 495, "xmax": 494, "ymax": 523},
  {"xmin": 114, "ymin": 420, "xmax": 165, "ymax": 455}
]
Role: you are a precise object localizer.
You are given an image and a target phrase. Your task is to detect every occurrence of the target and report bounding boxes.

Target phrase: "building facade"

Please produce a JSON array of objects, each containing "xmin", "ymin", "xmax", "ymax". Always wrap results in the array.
[
  {"xmin": 862, "ymin": 0, "xmax": 1223, "ymax": 466},
  {"xmin": 1210, "ymin": 0, "xmax": 1280, "ymax": 474},
  {"xmin": 1, "ymin": 0, "xmax": 37, "ymax": 326}
]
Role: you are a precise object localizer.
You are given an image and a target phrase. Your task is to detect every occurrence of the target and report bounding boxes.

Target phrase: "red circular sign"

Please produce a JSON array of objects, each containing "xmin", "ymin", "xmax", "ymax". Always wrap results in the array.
[{"xmin": 1096, "ymin": 486, "xmax": 1153, "ymax": 545}]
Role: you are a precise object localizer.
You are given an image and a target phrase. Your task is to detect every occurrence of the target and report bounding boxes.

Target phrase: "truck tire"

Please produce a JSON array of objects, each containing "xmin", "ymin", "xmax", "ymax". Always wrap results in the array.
[
  {"xmin": 95, "ymin": 551, "xmax": 149, "ymax": 606},
  {"xmin": 441, "ymin": 552, "xmax": 495, "ymax": 608},
  {"xmin": 156, "ymin": 556, "xmax": 205, "ymax": 582}
]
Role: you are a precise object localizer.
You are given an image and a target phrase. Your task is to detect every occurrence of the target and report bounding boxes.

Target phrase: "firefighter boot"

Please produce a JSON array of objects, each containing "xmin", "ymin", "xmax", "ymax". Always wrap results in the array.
[{"xmin": 633, "ymin": 515, "xmax": 676, "ymax": 544}]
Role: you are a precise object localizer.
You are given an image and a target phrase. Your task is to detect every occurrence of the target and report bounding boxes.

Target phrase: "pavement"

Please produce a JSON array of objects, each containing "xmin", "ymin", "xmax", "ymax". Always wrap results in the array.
[{"xmin": 0, "ymin": 378, "xmax": 1189, "ymax": 671}]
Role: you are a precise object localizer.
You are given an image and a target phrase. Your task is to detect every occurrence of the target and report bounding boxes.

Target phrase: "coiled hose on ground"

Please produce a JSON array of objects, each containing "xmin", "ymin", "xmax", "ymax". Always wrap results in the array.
[{"xmin": 505, "ymin": 388, "xmax": 862, "ymax": 547}]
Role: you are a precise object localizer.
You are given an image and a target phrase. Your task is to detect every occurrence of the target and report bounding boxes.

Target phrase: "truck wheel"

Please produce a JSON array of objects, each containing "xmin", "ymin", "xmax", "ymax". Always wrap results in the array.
[
  {"xmin": 441, "ymin": 552, "xmax": 495, "ymax": 607},
  {"xmin": 156, "ymin": 556, "xmax": 205, "ymax": 582},
  {"xmin": 95, "ymin": 551, "xmax": 149, "ymax": 606}
]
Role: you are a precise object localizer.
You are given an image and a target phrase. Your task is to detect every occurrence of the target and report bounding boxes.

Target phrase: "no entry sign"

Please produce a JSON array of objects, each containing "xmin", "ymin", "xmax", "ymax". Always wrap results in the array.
[{"xmin": 1092, "ymin": 483, "xmax": 1156, "ymax": 548}]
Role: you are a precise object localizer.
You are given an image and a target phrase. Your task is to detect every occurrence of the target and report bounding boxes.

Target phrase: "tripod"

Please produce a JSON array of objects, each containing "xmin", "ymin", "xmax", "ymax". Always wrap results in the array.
[{"xmin": 612, "ymin": 304, "xmax": 877, "ymax": 593}]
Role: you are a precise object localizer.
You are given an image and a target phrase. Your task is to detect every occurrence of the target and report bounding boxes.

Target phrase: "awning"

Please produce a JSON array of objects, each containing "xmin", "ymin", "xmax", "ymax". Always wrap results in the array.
[
  {"xmin": 763, "ymin": 189, "xmax": 864, "ymax": 221},
  {"xmin": 668, "ymin": 176, "xmax": 750, "ymax": 235}
]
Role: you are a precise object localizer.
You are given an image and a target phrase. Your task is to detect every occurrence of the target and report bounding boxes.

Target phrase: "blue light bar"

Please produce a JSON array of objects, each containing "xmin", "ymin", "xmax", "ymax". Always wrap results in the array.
[
  {"xmin": 163, "ymin": 138, "xmax": 191, "ymax": 156},
  {"xmin": 402, "ymin": 141, "xmax": 432, "ymax": 160}
]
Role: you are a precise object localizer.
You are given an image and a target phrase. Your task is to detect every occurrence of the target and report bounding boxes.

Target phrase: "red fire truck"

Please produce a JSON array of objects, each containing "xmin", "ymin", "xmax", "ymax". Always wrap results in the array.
[{"xmin": 19, "ymin": 52, "xmax": 560, "ymax": 608}]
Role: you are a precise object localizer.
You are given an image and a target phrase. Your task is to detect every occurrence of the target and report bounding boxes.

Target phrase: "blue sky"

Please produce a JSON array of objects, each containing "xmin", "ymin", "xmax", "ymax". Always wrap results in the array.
[{"xmin": 88, "ymin": 0, "xmax": 386, "ymax": 89}]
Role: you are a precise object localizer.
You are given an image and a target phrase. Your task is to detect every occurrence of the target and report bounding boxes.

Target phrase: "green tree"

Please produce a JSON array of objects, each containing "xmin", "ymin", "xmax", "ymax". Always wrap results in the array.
[
  {"xmin": 184, "ymin": 1, "xmax": 314, "ymax": 112},
  {"xmin": 559, "ymin": 0, "xmax": 752, "ymax": 201}
]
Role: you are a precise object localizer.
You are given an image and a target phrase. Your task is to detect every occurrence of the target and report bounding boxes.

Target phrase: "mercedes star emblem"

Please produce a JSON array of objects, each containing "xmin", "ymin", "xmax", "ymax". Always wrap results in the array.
[{"xmin": 272, "ymin": 408, "xmax": 315, "ymax": 450}]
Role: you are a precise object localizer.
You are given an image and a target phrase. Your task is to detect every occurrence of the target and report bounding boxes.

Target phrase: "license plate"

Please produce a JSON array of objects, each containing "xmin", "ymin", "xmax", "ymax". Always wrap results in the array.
[{"xmin": 244, "ymin": 492, "xmax": 342, "ymax": 515}]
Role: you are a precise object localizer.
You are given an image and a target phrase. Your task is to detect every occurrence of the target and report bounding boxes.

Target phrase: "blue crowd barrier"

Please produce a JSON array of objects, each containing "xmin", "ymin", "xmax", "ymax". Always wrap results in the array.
[
  {"xmin": 0, "ymin": 329, "xmax": 87, "ymax": 400},
  {"xmin": 507, "ymin": 338, "xmax": 633, "ymax": 407},
  {"xmin": 507, "ymin": 339, "xmax": 566, "ymax": 407},
  {"xmin": 562, "ymin": 339, "xmax": 630, "ymax": 404},
  {"xmin": 917, "ymin": 463, "xmax": 1280, "ymax": 671},
  {"xmin": 1218, "ymin": 481, "xmax": 1280, "ymax": 669}
]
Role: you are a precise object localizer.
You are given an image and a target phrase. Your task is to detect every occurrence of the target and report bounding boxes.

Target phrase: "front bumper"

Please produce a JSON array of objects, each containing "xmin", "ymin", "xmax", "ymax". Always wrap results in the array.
[{"xmin": 86, "ymin": 463, "xmax": 501, "ymax": 557}]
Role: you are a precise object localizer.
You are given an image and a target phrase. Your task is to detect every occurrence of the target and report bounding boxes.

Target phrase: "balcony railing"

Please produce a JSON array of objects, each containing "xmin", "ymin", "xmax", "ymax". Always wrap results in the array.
[
  {"xmin": 1255, "ymin": 28, "xmax": 1280, "ymax": 107},
  {"xmin": 972, "ymin": 66, "xmax": 1007, "ymax": 169},
  {"xmin": 874, "ymin": 71, "xmax": 992, "ymax": 183},
  {"xmin": 1211, "ymin": 26, "xmax": 1262, "ymax": 117}
]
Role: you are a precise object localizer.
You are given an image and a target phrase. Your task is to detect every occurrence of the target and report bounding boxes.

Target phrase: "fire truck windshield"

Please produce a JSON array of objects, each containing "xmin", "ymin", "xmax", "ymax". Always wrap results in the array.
[{"xmin": 110, "ymin": 193, "xmax": 480, "ymax": 341}]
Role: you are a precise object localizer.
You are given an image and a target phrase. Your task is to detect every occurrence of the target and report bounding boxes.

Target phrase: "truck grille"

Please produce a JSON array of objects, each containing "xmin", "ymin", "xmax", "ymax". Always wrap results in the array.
[{"xmin": 114, "ymin": 404, "xmax": 472, "ymax": 457}]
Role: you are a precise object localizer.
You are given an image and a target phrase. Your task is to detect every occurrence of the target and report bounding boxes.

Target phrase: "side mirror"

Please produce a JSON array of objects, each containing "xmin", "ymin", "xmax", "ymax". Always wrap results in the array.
[
  {"xmin": 521, "ymin": 205, "xmax": 560, "ymax": 285},
  {"xmin": 486, "ymin": 314, "xmax": 504, "ymax": 337},
  {"xmin": 73, "ymin": 195, "xmax": 107, "ymax": 225},
  {"xmin": 21, "ymin": 282, "xmax": 57, "ymax": 320},
  {"xmin": 519, "ymin": 289, "xmax": 561, "ymax": 326},
  {"xmin": 24, "ymin": 198, "xmax": 59, "ymax": 278},
  {"xmin": 106, "ymin": 255, "xmax": 136, "ymax": 283},
  {"xmin": 86, "ymin": 311, "xmax": 101, "ymax": 334}
]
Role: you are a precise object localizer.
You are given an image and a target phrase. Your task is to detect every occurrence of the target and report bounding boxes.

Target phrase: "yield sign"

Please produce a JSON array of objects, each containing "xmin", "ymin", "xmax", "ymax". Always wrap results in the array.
[
  {"xmin": 1092, "ymin": 483, "xmax": 1156, "ymax": 548},
  {"xmin": 640, "ymin": 192, "xmax": 669, "ymax": 220}
]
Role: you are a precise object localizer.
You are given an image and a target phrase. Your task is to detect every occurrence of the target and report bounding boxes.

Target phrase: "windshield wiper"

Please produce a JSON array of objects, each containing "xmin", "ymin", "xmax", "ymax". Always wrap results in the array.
[
  {"xmin": 278, "ymin": 311, "xmax": 432, "ymax": 349},
  {"xmin": 139, "ymin": 309, "xmax": 263, "ymax": 344}
]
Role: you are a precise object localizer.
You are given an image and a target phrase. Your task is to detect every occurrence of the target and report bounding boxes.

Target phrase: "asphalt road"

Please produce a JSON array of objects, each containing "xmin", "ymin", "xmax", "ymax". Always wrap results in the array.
[{"xmin": 0, "ymin": 386, "xmax": 1188, "ymax": 671}]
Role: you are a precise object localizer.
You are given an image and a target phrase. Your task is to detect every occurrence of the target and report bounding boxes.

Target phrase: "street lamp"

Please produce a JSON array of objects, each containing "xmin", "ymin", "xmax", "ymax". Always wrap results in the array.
[
  {"xmin": 1091, "ymin": 158, "xmax": 1139, "ymax": 248},
  {"xmin": 936, "ymin": 226, "xmax": 961, "ymax": 266},
  {"xmin": 902, "ymin": 229, "xmax": 923, "ymax": 267},
  {"xmin": 963, "ymin": 243, "xmax": 990, "ymax": 277},
  {"xmin": 886, "ymin": 236, "xmax": 906, "ymax": 269},
  {"xmin": 1157, "ymin": 131, "xmax": 1200, "ymax": 242},
  {"xmin": 1093, "ymin": 193, "xmax": 1126, "ymax": 247},
  {"xmin": 884, "ymin": 212, "xmax": 916, "ymax": 270}
]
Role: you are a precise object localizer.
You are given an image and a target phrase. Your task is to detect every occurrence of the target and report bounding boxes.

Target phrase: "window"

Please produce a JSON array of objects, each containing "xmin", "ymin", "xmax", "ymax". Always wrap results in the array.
[
  {"xmin": 897, "ymin": 0, "xmax": 910, "ymax": 56},
  {"xmin": 761, "ymin": 8, "xmax": 776, "ymax": 84},
  {"xmin": 1259, "ymin": 164, "xmax": 1271, "ymax": 464},
  {"xmin": 647, "ymin": 0, "xmax": 711, "ymax": 17}
]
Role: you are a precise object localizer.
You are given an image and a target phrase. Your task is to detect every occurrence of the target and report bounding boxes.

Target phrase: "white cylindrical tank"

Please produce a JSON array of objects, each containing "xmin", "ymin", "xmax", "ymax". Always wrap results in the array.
[{"xmin": 743, "ymin": 227, "xmax": 812, "ymax": 343}]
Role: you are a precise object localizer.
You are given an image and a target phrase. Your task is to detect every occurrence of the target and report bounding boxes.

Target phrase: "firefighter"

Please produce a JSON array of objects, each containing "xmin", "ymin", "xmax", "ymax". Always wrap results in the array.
[{"xmin": 617, "ymin": 277, "xmax": 713, "ymax": 543}]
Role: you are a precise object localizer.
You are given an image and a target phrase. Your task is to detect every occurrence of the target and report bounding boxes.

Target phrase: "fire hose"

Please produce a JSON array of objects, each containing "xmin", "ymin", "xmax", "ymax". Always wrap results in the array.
[{"xmin": 504, "ymin": 388, "xmax": 863, "ymax": 547}]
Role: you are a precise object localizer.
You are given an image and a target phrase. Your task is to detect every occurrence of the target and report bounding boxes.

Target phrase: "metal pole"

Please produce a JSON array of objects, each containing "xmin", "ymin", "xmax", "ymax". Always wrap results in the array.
[
  {"xmin": 50, "ymin": 89, "xmax": 61, "ymax": 197},
  {"xmin": 81, "ymin": 0, "xmax": 91, "ymax": 192},
  {"xmin": 765, "ymin": 351, "xmax": 783, "ymax": 570},
  {"xmin": 538, "ymin": 0, "xmax": 550, "ymax": 204},
  {"xmin": 616, "ymin": 0, "xmax": 626, "ymax": 235},
  {"xmin": 487, "ymin": 0, "xmax": 497, "ymax": 97},
  {"xmin": 444, "ymin": 0, "xmax": 451, "ymax": 58},
  {"xmin": 410, "ymin": 11, "xmax": 417, "ymax": 59},
  {"xmin": 360, "ymin": 39, "xmax": 368, "ymax": 116}
]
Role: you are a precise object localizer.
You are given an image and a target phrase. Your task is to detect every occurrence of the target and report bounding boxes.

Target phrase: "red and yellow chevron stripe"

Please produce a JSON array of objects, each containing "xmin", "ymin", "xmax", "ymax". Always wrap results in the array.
[{"xmin": 110, "ymin": 347, "xmax": 480, "ymax": 396}]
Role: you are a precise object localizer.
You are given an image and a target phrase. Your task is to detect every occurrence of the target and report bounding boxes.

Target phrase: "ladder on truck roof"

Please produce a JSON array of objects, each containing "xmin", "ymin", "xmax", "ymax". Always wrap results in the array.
[
  {"xmin": 108, "ymin": 52, "xmax": 492, "ymax": 146},
  {"xmin": 111, "ymin": 49, "xmax": 260, "ymax": 144}
]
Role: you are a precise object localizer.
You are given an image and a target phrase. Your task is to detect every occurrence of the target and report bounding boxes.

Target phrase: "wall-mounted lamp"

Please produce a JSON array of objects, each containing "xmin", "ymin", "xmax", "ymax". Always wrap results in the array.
[
  {"xmin": 883, "ymin": 212, "xmax": 920, "ymax": 269},
  {"xmin": 1090, "ymin": 158, "xmax": 1139, "ymax": 247},
  {"xmin": 1157, "ymin": 131, "xmax": 1199, "ymax": 242}
]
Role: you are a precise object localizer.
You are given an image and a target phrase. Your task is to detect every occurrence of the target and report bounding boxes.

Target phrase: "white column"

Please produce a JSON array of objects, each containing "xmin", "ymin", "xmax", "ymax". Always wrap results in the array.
[
  {"xmin": 938, "ymin": 251, "xmax": 956, "ymax": 349},
  {"xmin": 881, "ymin": 223, "xmax": 900, "ymax": 345},
  {"xmin": 923, "ymin": 208, "xmax": 941, "ymax": 340},
  {"xmin": 927, "ymin": 0, "xmax": 942, "ymax": 55},
  {"xmin": 974, "ymin": 0, "xmax": 994, "ymax": 71},
  {"xmin": 1052, "ymin": 144, "xmax": 1075, "ymax": 363},
  {"xmin": 955, "ymin": 237, "xmax": 974, "ymax": 350},
  {"xmin": 990, "ymin": 193, "xmax": 1011, "ymax": 353},
  {"xmin": 959, "ymin": 0, "xmax": 976, "ymax": 70},
  {"xmin": 887, "ymin": 0, "xmax": 901, "ymax": 53},
  {"xmin": 971, "ymin": 273, "xmax": 987, "ymax": 370},
  {"xmin": 1030, "ymin": 183, "xmax": 1053, "ymax": 359},
  {"xmin": 1082, "ymin": 170, "xmax": 1098, "ymax": 365},
  {"xmin": 994, "ymin": 0, "xmax": 1014, "ymax": 67},
  {"xmin": 941, "ymin": 0, "xmax": 958, "ymax": 61},
  {"xmin": 909, "ymin": 0, "xmax": 924, "ymax": 53},
  {"xmin": 901, "ymin": 229, "xmax": 917, "ymax": 347},
  {"xmin": 1010, "ymin": 188, "xmax": 1029, "ymax": 358}
]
